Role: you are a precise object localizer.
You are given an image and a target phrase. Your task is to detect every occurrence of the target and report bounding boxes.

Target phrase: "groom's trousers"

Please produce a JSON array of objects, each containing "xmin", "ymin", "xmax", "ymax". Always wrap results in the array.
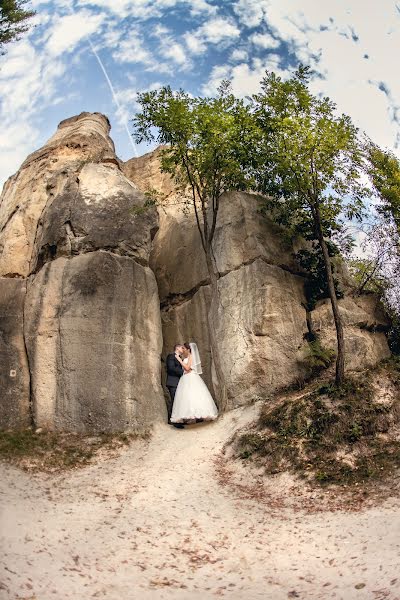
[{"xmin": 166, "ymin": 386, "xmax": 177, "ymax": 423}]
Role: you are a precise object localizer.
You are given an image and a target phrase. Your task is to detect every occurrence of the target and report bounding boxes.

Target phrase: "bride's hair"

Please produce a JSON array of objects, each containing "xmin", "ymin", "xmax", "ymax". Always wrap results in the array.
[{"xmin": 183, "ymin": 342, "xmax": 191, "ymax": 352}]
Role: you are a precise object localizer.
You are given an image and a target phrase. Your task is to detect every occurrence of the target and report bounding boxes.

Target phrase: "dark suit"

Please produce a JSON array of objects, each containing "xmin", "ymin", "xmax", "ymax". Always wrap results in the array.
[{"xmin": 166, "ymin": 353, "xmax": 183, "ymax": 422}]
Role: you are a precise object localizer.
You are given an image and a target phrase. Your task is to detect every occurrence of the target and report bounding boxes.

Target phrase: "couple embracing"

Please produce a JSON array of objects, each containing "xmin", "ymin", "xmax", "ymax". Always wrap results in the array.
[{"xmin": 166, "ymin": 342, "xmax": 219, "ymax": 428}]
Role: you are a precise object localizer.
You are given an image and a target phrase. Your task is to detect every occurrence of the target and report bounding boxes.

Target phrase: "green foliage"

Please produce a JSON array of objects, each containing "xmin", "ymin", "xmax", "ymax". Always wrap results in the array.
[
  {"xmin": 133, "ymin": 82, "xmax": 258, "ymax": 250},
  {"xmin": 303, "ymin": 339, "xmax": 336, "ymax": 373},
  {"xmin": 251, "ymin": 65, "xmax": 367, "ymax": 233},
  {"xmin": 250, "ymin": 65, "xmax": 368, "ymax": 384},
  {"xmin": 348, "ymin": 257, "xmax": 388, "ymax": 295},
  {"xmin": 296, "ymin": 241, "xmax": 343, "ymax": 309},
  {"xmin": 366, "ymin": 142, "xmax": 400, "ymax": 233},
  {"xmin": 0, "ymin": 0, "xmax": 35, "ymax": 54}
]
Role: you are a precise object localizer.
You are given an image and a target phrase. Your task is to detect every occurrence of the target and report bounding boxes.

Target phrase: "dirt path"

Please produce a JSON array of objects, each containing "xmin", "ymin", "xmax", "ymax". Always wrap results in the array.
[{"xmin": 1, "ymin": 404, "xmax": 400, "ymax": 600}]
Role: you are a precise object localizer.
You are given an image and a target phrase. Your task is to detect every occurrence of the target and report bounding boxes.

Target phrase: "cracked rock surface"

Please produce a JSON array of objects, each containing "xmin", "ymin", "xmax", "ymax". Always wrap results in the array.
[
  {"xmin": 125, "ymin": 150, "xmax": 391, "ymax": 408},
  {"xmin": 0, "ymin": 113, "xmax": 165, "ymax": 431}
]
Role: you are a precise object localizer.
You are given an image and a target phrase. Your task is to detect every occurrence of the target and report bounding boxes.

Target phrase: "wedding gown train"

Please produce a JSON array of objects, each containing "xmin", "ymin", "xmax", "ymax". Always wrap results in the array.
[{"xmin": 170, "ymin": 358, "xmax": 218, "ymax": 423}]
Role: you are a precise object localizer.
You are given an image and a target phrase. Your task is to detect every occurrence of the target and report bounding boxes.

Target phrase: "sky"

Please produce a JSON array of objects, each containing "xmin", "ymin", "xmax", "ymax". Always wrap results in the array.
[{"xmin": 0, "ymin": 0, "xmax": 399, "ymax": 191}]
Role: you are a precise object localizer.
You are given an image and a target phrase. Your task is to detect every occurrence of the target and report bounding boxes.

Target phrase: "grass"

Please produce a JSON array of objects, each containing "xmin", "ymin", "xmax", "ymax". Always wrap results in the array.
[
  {"xmin": 0, "ymin": 428, "xmax": 150, "ymax": 472},
  {"xmin": 235, "ymin": 357, "xmax": 400, "ymax": 486}
]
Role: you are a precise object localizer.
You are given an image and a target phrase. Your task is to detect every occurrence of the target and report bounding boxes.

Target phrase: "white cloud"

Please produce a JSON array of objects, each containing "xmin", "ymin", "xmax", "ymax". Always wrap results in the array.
[
  {"xmin": 188, "ymin": 0, "xmax": 217, "ymax": 16},
  {"xmin": 230, "ymin": 48, "xmax": 248, "ymax": 62},
  {"xmin": 46, "ymin": 11, "xmax": 105, "ymax": 56},
  {"xmin": 233, "ymin": 0, "xmax": 269, "ymax": 28},
  {"xmin": 184, "ymin": 16, "xmax": 240, "ymax": 57},
  {"xmin": 77, "ymin": 0, "xmax": 216, "ymax": 19},
  {"xmin": 203, "ymin": 55, "xmax": 285, "ymax": 97},
  {"xmin": 250, "ymin": 32, "xmax": 280, "ymax": 50},
  {"xmin": 184, "ymin": 31, "xmax": 207, "ymax": 54},
  {"xmin": 164, "ymin": 41, "xmax": 188, "ymax": 65},
  {"xmin": 112, "ymin": 32, "xmax": 152, "ymax": 65},
  {"xmin": 231, "ymin": 0, "xmax": 400, "ymax": 154},
  {"xmin": 200, "ymin": 16, "xmax": 240, "ymax": 44}
]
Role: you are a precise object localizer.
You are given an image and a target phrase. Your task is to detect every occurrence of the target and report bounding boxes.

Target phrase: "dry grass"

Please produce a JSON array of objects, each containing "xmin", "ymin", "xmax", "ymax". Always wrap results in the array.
[
  {"xmin": 0, "ymin": 428, "xmax": 150, "ymax": 473},
  {"xmin": 233, "ymin": 356, "xmax": 400, "ymax": 487}
]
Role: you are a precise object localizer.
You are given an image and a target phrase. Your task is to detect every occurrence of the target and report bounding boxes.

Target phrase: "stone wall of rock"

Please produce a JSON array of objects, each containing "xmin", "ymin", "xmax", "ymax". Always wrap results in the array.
[
  {"xmin": 124, "ymin": 150, "xmax": 391, "ymax": 409},
  {"xmin": 0, "ymin": 113, "xmax": 166, "ymax": 431},
  {"xmin": 0, "ymin": 119, "xmax": 392, "ymax": 431}
]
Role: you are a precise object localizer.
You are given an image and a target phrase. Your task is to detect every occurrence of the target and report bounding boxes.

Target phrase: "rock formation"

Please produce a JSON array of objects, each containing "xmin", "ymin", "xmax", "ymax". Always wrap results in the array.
[
  {"xmin": 124, "ymin": 149, "xmax": 391, "ymax": 408},
  {"xmin": 0, "ymin": 113, "xmax": 166, "ymax": 431},
  {"xmin": 0, "ymin": 115, "xmax": 392, "ymax": 431}
]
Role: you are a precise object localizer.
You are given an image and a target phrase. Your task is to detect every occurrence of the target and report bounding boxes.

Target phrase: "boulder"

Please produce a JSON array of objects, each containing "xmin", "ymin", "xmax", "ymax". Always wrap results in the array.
[
  {"xmin": 0, "ymin": 278, "xmax": 31, "ymax": 428},
  {"xmin": 312, "ymin": 295, "xmax": 391, "ymax": 370},
  {"xmin": 125, "ymin": 147, "xmax": 391, "ymax": 405},
  {"xmin": 31, "ymin": 162, "xmax": 158, "ymax": 272},
  {"xmin": 24, "ymin": 252, "xmax": 166, "ymax": 432},
  {"xmin": 0, "ymin": 113, "xmax": 116, "ymax": 278}
]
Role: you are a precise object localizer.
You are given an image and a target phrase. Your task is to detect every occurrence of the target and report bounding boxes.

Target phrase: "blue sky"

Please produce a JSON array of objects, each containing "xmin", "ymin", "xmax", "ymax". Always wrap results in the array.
[{"xmin": 0, "ymin": 0, "xmax": 399, "ymax": 190}]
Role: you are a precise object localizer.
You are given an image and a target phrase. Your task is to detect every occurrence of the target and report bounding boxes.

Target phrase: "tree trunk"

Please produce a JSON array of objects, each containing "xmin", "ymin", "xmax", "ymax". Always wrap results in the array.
[
  {"xmin": 314, "ymin": 206, "xmax": 345, "ymax": 385},
  {"xmin": 204, "ymin": 245, "xmax": 228, "ymax": 412}
]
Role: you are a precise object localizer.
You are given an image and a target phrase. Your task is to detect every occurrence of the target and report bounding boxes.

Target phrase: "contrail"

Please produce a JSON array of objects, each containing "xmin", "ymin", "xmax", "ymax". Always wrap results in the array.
[{"xmin": 88, "ymin": 39, "xmax": 138, "ymax": 158}]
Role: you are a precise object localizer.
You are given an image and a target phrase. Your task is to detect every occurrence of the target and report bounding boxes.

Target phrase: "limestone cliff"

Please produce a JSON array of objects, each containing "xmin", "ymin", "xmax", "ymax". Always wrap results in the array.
[
  {"xmin": 123, "ymin": 149, "xmax": 391, "ymax": 408},
  {"xmin": 0, "ymin": 115, "xmax": 392, "ymax": 432},
  {"xmin": 0, "ymin": 113, "xmax": 166, "ymax": 432}
]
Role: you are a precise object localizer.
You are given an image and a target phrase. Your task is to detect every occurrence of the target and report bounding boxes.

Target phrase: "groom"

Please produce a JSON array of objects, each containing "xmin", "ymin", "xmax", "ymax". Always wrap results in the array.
[{"xmin": 166, "ymin": 343, "xmax": 185, "ymax": 429}]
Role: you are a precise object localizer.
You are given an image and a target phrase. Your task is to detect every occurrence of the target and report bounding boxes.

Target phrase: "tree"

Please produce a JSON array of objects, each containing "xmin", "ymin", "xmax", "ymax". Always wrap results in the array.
[
  {"xmin": 363, "ymin": 142, "xmax": 400, "ymax": 353},
  {"xmin": 0, "ymin": 0, "xmax": 35, "ymax": 55},
  {"xmin": 133, "ymin": 84, "xmax": 257, "ymax": 409},
  {"xmin": 251, "ymin": 66, "xmax": 367, "ymax": 385},
  {"xmin": 366, "ymin": 142, "xmax": 400, "ymax": 233}
]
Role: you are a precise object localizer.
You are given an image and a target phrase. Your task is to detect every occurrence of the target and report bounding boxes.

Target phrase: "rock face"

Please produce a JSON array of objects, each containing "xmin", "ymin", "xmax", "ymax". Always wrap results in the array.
[
  {"xmin": 0, "ymin": 279, "xmax": 30, "ymax": 428},
  {"xmin": 0, "ymin": 113, "xmax": 165, "ymax": 432},
  {"xmin": 312, "ymin": 295, "xmax": 391, "ymax": 371},
  {"xmin": 0, "ymin": 113, "xmax": 117, "ymax": 278},
  {"xmin": 125, "ymin": 150, "xmax": 391, "ymax": 408},
  {"xmin": 0, "ymin": 119, "xmax": 392, "ymax": 431},
  {"xmin": 24, "ymin": 253, "xmax": 164, "ymax": 432}
]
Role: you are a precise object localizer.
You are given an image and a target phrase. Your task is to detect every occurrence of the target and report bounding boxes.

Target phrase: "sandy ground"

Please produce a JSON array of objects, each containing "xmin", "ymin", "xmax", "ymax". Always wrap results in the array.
[{"xmin": 1, "ymin": 403, "xmax": 400, "ymax": 600}]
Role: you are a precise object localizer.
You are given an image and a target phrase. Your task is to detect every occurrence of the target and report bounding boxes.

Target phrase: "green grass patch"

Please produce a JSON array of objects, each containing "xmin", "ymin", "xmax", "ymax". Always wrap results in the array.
[
  {"xmin": 235, "ymin": 360, "xmax": 400, "ymax": 486},
  {"xmin": 0, "ymin": 429, "xmax": 150, "ymax": 472}
]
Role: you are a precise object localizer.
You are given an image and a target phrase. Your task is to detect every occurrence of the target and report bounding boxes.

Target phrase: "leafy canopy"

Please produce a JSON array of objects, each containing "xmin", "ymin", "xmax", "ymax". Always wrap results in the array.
[
  {"xmin": 251, "ymin": 65, "xmax": 367, "ymax": 237},
  {"xmin": 133, "ymin": 83, "xmax": 258, "ymax": 244},
  {"xmin": 0, "ymin": 0, "xmax": 35, "ymax": 54},
  {"xmin": 366, "ymin": 142, "xmax": 400, "ymax": 233}
]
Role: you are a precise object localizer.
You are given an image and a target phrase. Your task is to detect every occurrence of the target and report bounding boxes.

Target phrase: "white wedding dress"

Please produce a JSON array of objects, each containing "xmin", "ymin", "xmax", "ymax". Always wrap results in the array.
[{"xmin": 170, "ymin": 357, "xmax": 219, "ymax": 423}]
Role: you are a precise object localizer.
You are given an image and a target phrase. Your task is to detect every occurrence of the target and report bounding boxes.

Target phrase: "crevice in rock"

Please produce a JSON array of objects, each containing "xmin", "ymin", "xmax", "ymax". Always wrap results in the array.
[
  {"xmin": 217, "ymin": 254, "xmax": 307, "ymax": 280},
  {"xmin": 0, "ymin": 205, "xmax": 19, "ymax": 234},
  {"xmin": 22, "ymin": 282, "xmax": 35, "ymax": 429},
  {"xmin": 160, "ymin": 277, "xmax": 211, "ymax": 311},
  {"xmin": 304, "ymin": 306, "xmax": 317, "ymax": 342},
  {"xmin": 160, "ymin": 255, "xmax": 306, "ymax": 312}
]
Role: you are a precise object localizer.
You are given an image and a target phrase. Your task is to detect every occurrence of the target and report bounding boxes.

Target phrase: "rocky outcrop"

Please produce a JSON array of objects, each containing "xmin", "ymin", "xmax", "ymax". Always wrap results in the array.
[
  {"xmin": 0, "ymin": 119, "xmax": 392, "ymax": 431},
  {"xmin": 0, "ymin": 113, "xmax": 116, "ymax": 278},
  {"xmin": 32, "ymin": 162, "xmax": 158, "ymax": 272},
  {"xmin": 0, "ymin": 113, "xmax": 165, "ymax": 432},
  {"xmin": 0, "ymin": 279, "xmax": 30, "ymax": 428},
  {"xmin": 125, "ymin": 150, "xmax": 391, "ymax": 408},
  {"xmin": 312, "ymin": 294, "xmax": 391, "ymax": 370},
  {"xmin": 24, "ymin": 253, "xmax": 164, "ymax": 432}
]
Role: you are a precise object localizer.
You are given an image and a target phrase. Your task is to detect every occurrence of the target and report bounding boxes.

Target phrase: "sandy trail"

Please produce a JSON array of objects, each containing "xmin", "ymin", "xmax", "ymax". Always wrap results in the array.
[{"xmin": 1, "ymin": 403, "xmax": 400, "ymax": 600}]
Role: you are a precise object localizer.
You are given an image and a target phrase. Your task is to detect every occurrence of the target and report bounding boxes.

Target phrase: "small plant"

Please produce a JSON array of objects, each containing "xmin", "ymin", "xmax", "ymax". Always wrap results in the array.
[{"xmin": 304, "ymin": 339, "xmax": 335, "ymax": 374}]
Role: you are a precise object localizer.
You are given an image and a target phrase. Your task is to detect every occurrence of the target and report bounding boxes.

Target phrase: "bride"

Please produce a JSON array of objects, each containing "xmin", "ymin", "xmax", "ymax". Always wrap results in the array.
[{"xmin": 170, "ymin": 342, "xmax": 219, "ymax": 424}]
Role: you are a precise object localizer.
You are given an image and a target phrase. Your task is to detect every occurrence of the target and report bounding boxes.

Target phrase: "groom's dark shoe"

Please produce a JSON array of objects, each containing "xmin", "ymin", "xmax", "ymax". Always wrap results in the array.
[{"xmin": 172, "ymin": 423, "xmax": 185, "ymax": 429}]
